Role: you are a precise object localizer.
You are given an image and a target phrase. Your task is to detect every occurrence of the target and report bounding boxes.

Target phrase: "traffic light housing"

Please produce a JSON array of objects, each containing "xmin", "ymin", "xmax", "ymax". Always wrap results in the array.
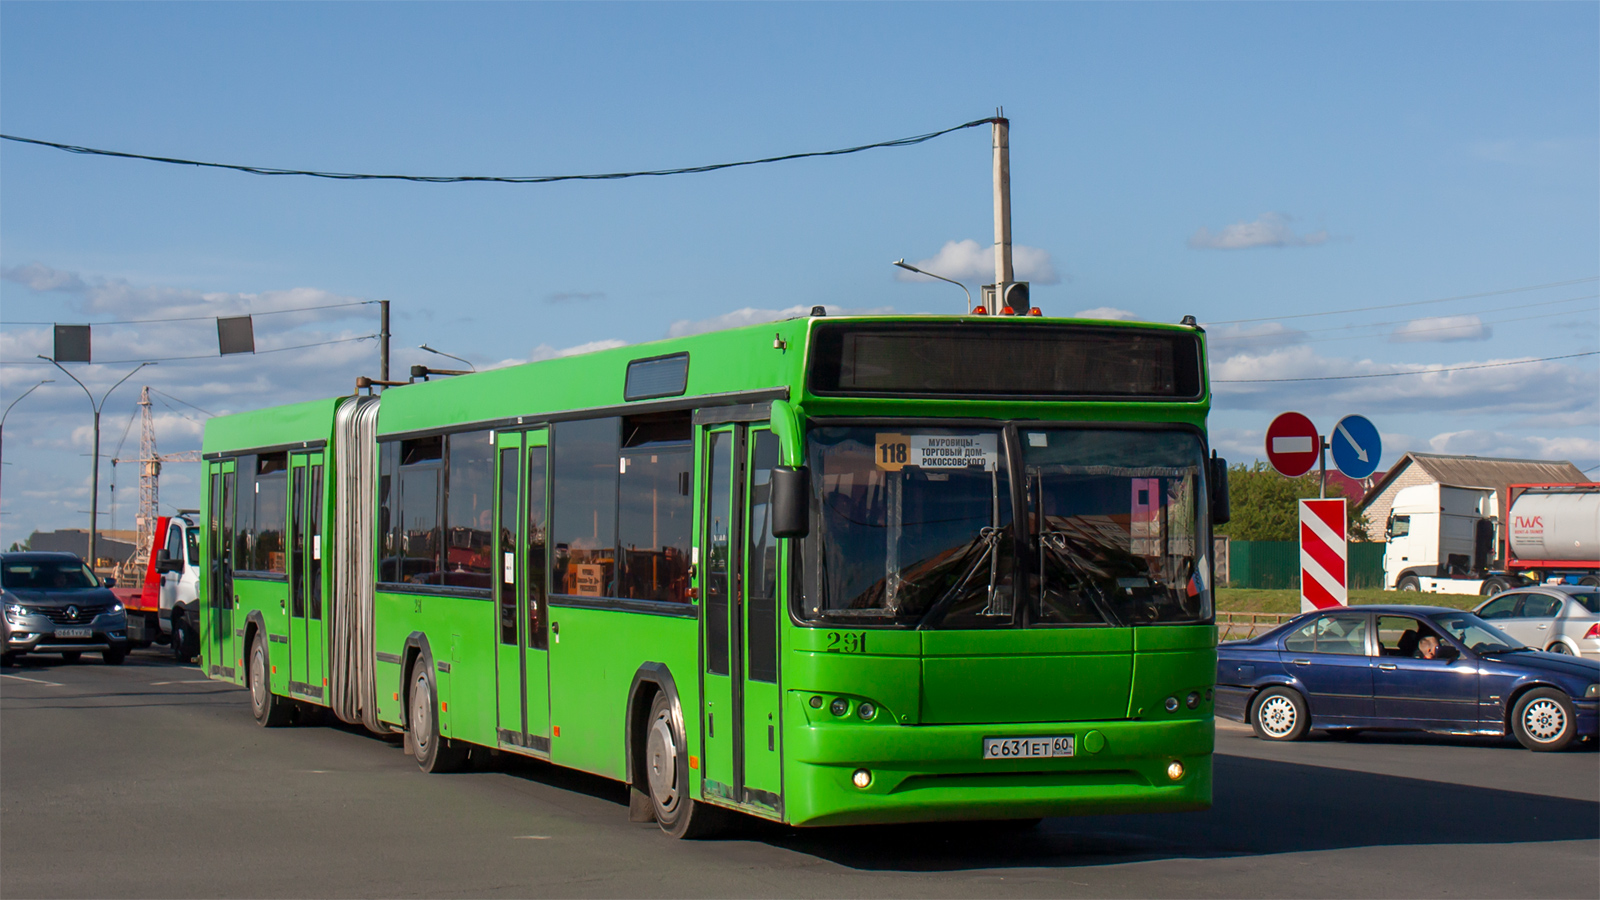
[{"xmin": 980, "ymin": 282, "xmax": 1031, "ymax": 315}]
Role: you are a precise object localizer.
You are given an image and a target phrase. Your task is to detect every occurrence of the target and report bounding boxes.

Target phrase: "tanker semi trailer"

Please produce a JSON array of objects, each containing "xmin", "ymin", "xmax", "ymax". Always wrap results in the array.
[{"xmin": 1383, "ymin": 482, "xmax": 1599, "ymax": 595}]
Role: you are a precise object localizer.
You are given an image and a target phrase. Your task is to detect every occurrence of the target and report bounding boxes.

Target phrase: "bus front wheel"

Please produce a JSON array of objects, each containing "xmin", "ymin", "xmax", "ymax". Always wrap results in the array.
[{"xmin": 645, "ymin": 691, "xmax": 726, "ymax": 839}]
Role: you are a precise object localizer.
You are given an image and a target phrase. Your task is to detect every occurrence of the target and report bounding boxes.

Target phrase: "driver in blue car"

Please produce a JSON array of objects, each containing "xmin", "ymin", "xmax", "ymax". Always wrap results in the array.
[{"xmin": 1416, "ymin": 634, "xmax": 1440, "ymax": 660}]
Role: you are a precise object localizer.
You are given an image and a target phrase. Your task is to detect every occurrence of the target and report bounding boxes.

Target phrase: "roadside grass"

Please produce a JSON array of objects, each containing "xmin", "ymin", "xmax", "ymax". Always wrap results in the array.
[{"xmin": 1216, "ymin": 588, "xmax": 1481, "ymax": 615}]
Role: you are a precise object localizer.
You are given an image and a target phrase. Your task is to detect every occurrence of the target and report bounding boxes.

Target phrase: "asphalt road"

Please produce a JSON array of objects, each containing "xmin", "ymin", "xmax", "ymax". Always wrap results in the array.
[{"xmin": 3, "ymin": 649, "xmax": 1596, "ymax": 899}]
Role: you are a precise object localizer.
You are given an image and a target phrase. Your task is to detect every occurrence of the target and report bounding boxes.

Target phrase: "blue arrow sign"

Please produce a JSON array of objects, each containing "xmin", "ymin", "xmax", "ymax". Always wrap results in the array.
[{"xmin": 1331, "ymin": 415, "xmax": 1382, "ymax": 480}]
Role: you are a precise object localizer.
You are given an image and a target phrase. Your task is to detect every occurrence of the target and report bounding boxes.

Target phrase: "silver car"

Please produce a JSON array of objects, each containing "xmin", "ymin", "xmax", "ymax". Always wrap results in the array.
[
  {"xmin": 2, "ymin": 552, "xmax": 131, "ymax": 665},
  {"xmin": 1473, "ymin": 585, "xmax": 1600, "ymax": 658}
]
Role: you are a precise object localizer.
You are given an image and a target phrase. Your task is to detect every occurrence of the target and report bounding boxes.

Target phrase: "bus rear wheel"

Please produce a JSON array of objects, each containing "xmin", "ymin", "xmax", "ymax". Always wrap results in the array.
[
  {"xmin": 645, "ymin": 691, "xmax": 726, "ymax": 839},
  {"xmin": 408, "ymin": 655, "xmax": 466, "ymax": 773}
]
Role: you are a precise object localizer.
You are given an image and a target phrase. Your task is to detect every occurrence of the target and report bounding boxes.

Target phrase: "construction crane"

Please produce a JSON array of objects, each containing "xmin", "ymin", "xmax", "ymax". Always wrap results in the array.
[{"xmin": 111, "ymin": 386, "xmax": 201, "ymax": 581}]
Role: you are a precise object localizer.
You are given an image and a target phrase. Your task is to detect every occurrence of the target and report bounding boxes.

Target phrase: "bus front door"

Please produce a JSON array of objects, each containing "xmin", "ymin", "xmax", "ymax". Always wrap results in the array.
[
  {"xmin": 206, "ymin": 459, "xmax": 237, "ymax": 679},
  {"xmin": 699, "ymin": 422, "xmax": 783, "ymax": 813},
  {"xmin": 494, "ymin": 431, "xmax": 552, "ymax": 754}
]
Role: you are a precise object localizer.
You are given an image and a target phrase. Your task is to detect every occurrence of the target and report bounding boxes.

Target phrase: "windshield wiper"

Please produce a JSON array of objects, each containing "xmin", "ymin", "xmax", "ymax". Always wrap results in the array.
[
  {"xmin": 1039, "ymin": 530, "xmax": 1125, "ymax": 627},
  {"xmin": 915, "ymin": 527, "xmax": 1004, "ymax": 629}
]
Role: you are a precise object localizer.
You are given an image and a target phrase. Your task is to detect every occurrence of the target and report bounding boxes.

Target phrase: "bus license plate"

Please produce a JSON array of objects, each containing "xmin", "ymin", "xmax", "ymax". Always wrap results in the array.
[
  {"xmin": 55, "ymin": 628, "xmax": 92, "ymax": 639},
  {"xmin": 983, "ymin": 735, "xmax": 1073, "ymax": 759}
]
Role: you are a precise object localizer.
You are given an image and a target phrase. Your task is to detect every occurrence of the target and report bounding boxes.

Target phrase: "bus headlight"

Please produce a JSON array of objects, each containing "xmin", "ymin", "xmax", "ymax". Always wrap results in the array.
[
  {"xmin": 852, "ymin": 768, "xmax": 872, "ymax": 789},
  {"xmin": 857, "ymin": 702, "xmax": 876, "ymax": 721},
  {"xmin": 1164, "ymin": 696, "xmax": 1179, "ymax": 713},
  {"xmin": 830, "ymin": 698, "xmax": 849, "ymax": 717},
  {"xmin": 1167, "ymin": 760, "xmax": 1185, "ymax": 781}
]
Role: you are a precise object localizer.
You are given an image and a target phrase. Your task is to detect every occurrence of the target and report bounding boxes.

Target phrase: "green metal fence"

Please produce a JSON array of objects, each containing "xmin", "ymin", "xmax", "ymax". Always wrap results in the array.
[{"xmin": 1224, "ymin": 540, "xmax": 1384, "ymax": 589}]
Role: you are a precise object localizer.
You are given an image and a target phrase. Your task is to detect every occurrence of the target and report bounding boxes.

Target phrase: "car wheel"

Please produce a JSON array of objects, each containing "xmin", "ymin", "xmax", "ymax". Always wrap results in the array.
[
  {"xmin": 1397, "ymin": 576, "xmax": 1420, "ymax": 592},
  {"xmin": 1546, "ymin": 642, "xmax": 1573, "ymax": 655},
  {"xmin": 1511, "ymin": 688, "xmax": 1576, "ymax": 752},
  {"xmin": 408, "ymin": 655, "xmax": 466, "ymax": 773},
  {"xmin": 102, "ymin": 647, "xmax": 126, "ymax": 665},
  {"xmin": 61, "ymin": 651, "xmax": 81, "ymax": 663},
  {"xmin": 1250, "ymin": 687, "xmax": 1308, "ymax": 741},
  {"xmin": 645, "ymin": 691, "xmax": 728, "ymax": 839},
  {"xmin": 249, "ymin": 634, "xmax": 292, "ymax": 727}
]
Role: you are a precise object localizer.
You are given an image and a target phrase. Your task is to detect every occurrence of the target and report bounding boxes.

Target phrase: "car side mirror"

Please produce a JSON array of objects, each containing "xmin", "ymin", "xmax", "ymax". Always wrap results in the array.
[
  {"xmin": 1210, "ymin": 453, "xmax": 1230, "ymax": 526},
  {"xmin": 770, "ymin": 465, "xmax": 810, "ymax": 538},
  {"xmin": 102, "ymin": 576, "xmax": 116, "ymax": 589}
]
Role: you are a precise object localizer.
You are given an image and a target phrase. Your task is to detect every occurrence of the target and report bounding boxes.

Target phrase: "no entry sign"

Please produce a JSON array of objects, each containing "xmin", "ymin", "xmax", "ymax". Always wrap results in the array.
[{"xmin": 1265, "ymin": 412, "xmax": 1320, "ymax": 478}]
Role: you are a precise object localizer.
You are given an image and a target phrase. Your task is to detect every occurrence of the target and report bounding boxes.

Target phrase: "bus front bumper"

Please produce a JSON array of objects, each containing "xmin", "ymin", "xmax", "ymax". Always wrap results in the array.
[{"xmin": 781, "ymin": 716, "xmax": 1213, "ymax": 827}]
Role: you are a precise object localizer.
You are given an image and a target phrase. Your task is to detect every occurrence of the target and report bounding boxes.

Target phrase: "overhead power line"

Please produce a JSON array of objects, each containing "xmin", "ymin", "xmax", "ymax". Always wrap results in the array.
[
  {"xmin": 1214, "ymin": 350, "xmax": 1599, "ymax": 383},
  {"xmin": 0, "ymin": 118, "xmax": 997, "ymax": 185},
  {"xmin": 1212, "ymin": 297, "xmax": 1600, "ymax": 349},
  {"xmin": 150, "ymin": 389, "xmax": 217, "ymax": 418},
  {"xmin": 1205, "ymin": 277, "xmax": 1599, "ymax": 326},
  {"xmin": 0, "ymin": 333, "xmax": 378, "ymax": 366},
  {"xmin": 0, "ymin": 299, "xmax": 378, "ymax": 327}
]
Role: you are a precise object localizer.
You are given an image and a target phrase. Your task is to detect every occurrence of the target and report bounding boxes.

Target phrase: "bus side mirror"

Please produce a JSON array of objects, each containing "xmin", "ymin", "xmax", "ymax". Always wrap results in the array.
[
  {"xmin": 1210, "ymin": 454, "xmax": 1231, "ymax": 526},
  {"xmin": 771, "ymin": 465, "xmax": 810, "ymax": 538}
]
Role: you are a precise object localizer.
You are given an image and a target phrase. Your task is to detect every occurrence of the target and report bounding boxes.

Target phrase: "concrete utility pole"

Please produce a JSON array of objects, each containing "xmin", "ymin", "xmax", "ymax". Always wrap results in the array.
[
  {"xmin": 39, "ymin": 357, "xmax": 152, "ymax": 571},
  {"xmin": 991, "ymin": 113, "xmax": 1013, "ymax": 313},
  {"xmin": 379, "ymin": 300, "xmax": 392, "ymax": 386}
]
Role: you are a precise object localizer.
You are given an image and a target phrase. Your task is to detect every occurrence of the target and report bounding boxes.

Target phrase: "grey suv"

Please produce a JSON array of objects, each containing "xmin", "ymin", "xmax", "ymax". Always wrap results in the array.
[{"xmin": 2, "ymin": 552, "xmax": 130, "ymax": 665}]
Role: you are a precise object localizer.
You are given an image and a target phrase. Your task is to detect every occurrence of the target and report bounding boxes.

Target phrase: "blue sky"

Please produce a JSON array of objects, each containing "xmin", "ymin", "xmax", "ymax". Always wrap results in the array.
[{"xmin": 2, "ymin": 2, "xmax": 1596, "ymax": 544}]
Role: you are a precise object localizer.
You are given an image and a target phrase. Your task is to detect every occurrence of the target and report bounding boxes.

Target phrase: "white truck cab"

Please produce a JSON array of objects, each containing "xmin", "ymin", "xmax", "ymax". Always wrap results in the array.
[
  {"xmin": 1384, "ymin": 484, "xmax": 1498, "ymax": 593},
  {"xmin": 155, "ymin": 512, "xmax": 201, "ymax": 659}
]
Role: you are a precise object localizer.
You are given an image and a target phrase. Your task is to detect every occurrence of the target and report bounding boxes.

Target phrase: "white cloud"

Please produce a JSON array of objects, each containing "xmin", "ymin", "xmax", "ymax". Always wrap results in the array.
[
  {"xmin": 2, "ymin": 262, "xmax": 87, "ymax": 292},
  {"xmin": 1073, "ymin": 307, "xmax": 1140, "ymax": 321},
  {"xmin": 524, "ymin": 339, "xmax": 629, "ymax": 363},
  {"xmin": 665, "ymin": 305, "xmax": 894, "ymax": 339},
  {"xmin": 1187, "ymin": 213, "xmax": 1329, "ymax": 250},
  {"xmin": 1211, "ymin": 345, "xmax": 1600, "ymax": 418},
  {"xmin": 894, "ymin": 239, "xmax": 1061, "ymax": 285},
  {"xmin": 1427, "ymin": 429, "xmax": 1600, "ymax": 466},
  {"xmin": 1207, "ymin": 322, "xmax": 1308, "ymax": 351},
  {"xmin": 1390, "ymin": 314, "xmax": 1490, "ymax": 343}
]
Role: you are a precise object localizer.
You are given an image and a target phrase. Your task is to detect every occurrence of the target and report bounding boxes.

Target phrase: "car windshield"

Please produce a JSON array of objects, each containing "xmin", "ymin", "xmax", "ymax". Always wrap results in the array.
[
  {"xmin": 2, "ymin": 560, "xmax": 100, "ymax": 591},
  {"xmin": 1023, "ymin": 429, "xmax": 1211, "ymax": 626},
  {"xmin": 1429, "ymin": 611, "xmax": 1525, "ymax": 655},
  {"xmin": 1570, "ymin": 591, "xmax": 1600, "ymax": 614}
]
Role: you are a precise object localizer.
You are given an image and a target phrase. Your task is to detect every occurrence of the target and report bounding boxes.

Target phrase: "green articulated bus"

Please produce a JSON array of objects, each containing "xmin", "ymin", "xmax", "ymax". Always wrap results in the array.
[{"xmin": 198, "ymin": 312, "xmax": 1228, "ymax": 837}]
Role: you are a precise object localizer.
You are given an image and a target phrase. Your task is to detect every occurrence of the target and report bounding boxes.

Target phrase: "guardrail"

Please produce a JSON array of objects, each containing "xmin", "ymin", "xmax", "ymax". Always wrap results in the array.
[{"xmin": 1217, "ymin": 611, "xmax": 1295, "ymax": 641}]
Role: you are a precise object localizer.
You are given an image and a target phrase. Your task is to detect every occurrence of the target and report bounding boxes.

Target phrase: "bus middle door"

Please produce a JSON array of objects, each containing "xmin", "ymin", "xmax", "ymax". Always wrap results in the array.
[{"xmin": 494, "ymin": 430, "xmax": 552, "ymax": 754}]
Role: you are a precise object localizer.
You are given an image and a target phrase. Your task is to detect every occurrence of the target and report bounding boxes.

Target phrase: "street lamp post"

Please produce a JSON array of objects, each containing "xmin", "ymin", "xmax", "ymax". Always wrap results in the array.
[
  {"xmin": 37, "ymin": 357, "xmax": 154, "ymax": 570},
  {"xmin": 893, "ymin": 259, "xmax": 973, "ymax": 312},
  {"xmin": 0, "ymin": 379, "xmax": 55, "ymax": 514}
]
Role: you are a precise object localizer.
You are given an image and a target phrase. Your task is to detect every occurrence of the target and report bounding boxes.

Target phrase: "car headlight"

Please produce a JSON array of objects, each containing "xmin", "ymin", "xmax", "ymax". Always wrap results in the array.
[
  {"xmin": 4, "ymin": 603, "xmax": 25, "ymax": 622},
  {"xmin": 1587, "ymin": 684, "xmax": 1598, "ymax": 699},
  {"xmin": 110, "ymin": 602, "xmax": 124, "ymax": 614}
]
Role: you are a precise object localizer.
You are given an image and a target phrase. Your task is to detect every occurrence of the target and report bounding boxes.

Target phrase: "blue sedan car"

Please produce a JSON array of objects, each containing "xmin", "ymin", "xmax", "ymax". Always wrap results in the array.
[{"xmin": 1217, "ymin": 605, "xmax": 1599, "ymax": 751}]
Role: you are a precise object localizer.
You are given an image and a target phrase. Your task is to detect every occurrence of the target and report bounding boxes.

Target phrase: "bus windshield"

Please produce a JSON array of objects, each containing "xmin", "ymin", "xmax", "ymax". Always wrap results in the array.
[
  {"xmin": 804, "ymin": 426, "xmax": 1015, "ymax": 627},
  {"xmin": 1023, "ymin": 429, "xmax": 1211, "ymax": 626},
  {"xmin": 802, "ymin": 425, "xmax": 1212, "ymax": 628}
]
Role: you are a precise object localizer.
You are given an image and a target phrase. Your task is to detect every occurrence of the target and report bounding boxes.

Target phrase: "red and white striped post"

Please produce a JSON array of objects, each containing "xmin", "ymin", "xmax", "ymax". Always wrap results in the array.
[{"xmin": 1299, "ymin": 498, "xmax": 1348, "ymax": 613}]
